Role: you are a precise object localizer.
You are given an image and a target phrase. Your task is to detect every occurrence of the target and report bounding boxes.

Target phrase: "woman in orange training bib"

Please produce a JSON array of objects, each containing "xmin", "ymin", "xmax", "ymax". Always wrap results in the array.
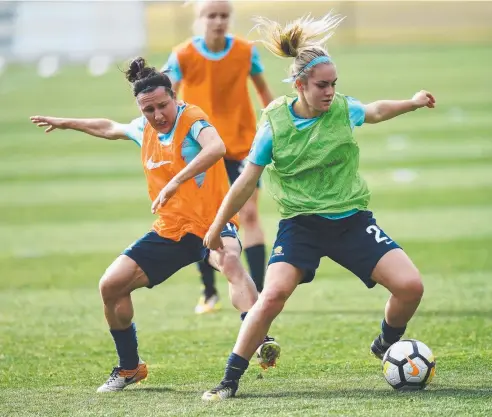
[
  {"xmin": 30, "ymin": 57, "xmax": 279, "ymax": 393},
  {"xmin": 163, "ymin": 0, "xmax": 275, "ymax": 313}
]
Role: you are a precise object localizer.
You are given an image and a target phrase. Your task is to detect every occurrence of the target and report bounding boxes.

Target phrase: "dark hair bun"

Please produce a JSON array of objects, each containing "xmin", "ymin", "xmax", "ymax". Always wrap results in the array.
[
  {"xmin": 125, "ymin": 56, "xmax": 173, "ymax": 97},
  {"xmin": 126, "ymin": 57, "xmax": 155, "ymax": 83}
]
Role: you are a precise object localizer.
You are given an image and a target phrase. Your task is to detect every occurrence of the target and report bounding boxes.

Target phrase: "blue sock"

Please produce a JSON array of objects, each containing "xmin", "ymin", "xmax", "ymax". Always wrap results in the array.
[
  {"xmin": 381, "ymin": 319, "xmax": 406, "ymax": 344},
  {"xmin": 240, "ymin": 312, "xmax": 247, "ymax": 321},
  {"xmin": 223, "ymin": 352, "xmax": 249, "ymax": 382},
  {"xmin": 245, "ymin": 244, "xmax": 266, "ymax": 293},
  {"xmin": 110, "ymin": 323, "xmax": 139, "ymax": 370}
]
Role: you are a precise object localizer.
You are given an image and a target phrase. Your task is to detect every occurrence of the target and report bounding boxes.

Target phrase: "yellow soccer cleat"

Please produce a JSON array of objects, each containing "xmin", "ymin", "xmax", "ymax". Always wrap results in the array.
[
  {"xmin": 256, "ymin": 336, "xmax": 281, "ymax": 370},
  {"xmin": 194, "ymin": 293, "xmax": 222, "ymax": 314},
  {"xmin": 202, "ymin": 380, "xmax": 238, "ymax": 401}
]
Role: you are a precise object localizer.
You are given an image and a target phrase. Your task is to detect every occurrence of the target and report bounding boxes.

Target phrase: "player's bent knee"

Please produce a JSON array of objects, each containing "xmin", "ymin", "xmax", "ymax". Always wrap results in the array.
[
  {"xmin": 99, "ymin": 270, "xmax": 131, "ymax": 304},
  {"xmin": 99, "ymin": 274, "xmax": 117, "ymax": 304},
  {"xmin": 408, "ymin": 274, "xmax": 424, "ymax": 301},
  {"xmin": 258, "ymin": 288, "xmax": 289, "ymax": 316},
  {"xmin": 397, "ymin": 272, "xmax": 424, "ymax": 302}
]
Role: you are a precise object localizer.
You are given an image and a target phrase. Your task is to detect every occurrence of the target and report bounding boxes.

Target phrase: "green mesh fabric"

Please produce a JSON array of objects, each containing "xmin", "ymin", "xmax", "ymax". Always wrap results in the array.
[{"xmin": 262, "ymin": 93, "xmax": 371, "ymax": 219}]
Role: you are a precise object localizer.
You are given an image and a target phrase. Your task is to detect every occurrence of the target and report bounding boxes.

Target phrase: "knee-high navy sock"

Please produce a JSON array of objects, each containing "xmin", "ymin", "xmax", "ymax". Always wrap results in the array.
[
  {"xmin": 197, "ymin": 261, "xmax": 217, "ymax": 299},
  {"xmin": 381, "ymin": 319, "xmax": 406, "ymax": 345},
  {"xmin": 223, "ymin": 352, "xmax": 249, "ymax": 382},
  {"xmin": 245, "ymin": 244, "xmax": 266, "ymax": 293},
  {"xmin": 110, "ymin": 323, "xmax": 139, "ymax": 370}
]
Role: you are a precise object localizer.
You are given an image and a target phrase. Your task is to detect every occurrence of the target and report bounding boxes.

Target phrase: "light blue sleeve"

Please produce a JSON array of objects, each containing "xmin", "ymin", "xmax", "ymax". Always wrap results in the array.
[
  {"xmin": 250, "ymin": 45, "xmax": 264, "ymax": 76},
  {"xmin": 161, "ymin": 52, "xmax": 182, "ymax": 83},
  {"xmin": 189, "ymin": 120, "xmax": 212, "ymax": 141},
  {"xmin": 247, "ymin": 121, "xmax": 273, "ymax": 166},
  {"xmin": 346, "ymin": 96, "xmax": 365, "ymax": 129},
  {"xmin": 123, "ymin": 116, "xmax": 146, "ymax": 147}
]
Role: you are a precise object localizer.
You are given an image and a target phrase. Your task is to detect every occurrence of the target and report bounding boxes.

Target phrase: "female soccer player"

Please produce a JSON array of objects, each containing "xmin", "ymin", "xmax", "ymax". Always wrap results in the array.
[
  {"xmin": 201, "ymin": 13, "xmax": 436, "ymax": 400},
  {"xmin": 163, "ymin": 0, "xmax": 275, "ymax": 313},
  {"xmin": 30, "ymin": 57, "xmax": 279, "ymax": 393}
]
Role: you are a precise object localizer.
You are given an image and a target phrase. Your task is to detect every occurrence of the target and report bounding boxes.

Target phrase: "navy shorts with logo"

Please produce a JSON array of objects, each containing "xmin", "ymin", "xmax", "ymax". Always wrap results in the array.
[
  {"xmin": 268, "ymin": 211, "xmax": 401, "ymax": 288},
  {"xmin": 122, "ymin": 223, "xmax": 239, "ymax": 288},
  {"xmin": 224, "ymin": 158, "xmax": 261, "ymax": 188}
]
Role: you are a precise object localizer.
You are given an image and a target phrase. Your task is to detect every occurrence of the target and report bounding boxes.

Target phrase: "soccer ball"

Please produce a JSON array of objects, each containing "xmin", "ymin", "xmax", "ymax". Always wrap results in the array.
[{"xmin": 382, "ymin": 339, "xmax": 436, "ymax": 390}]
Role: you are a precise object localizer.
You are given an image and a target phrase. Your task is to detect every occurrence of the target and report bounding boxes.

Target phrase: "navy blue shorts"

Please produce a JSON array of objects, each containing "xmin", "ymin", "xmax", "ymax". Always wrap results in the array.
[
  {"xmin": 122, "ymin": 223, "xmax": 239, "ymax": 288},
  {"xmin": 224, "ymin": 158, "xmax": 261, "ymax": 188},
  {"xmin": 268, "ymin": 211, "xmax": 401, "ymax": 288}
]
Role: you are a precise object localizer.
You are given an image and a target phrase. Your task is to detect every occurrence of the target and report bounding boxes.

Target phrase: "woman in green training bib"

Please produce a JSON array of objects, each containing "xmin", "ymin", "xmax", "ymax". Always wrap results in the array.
[{"xmin": 201, "ymin": 12, "xmax": 436, "ymax": 400}]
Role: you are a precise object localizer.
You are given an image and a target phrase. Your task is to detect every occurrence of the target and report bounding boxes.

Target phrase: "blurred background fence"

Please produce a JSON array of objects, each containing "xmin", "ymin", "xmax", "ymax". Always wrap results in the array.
[
  {"xmin": 0, "ymin": 1, "xmax": 491, "ymax": 64},
  {"xmin": 146, "ymin": 1, "xmax": 492, "ymax": 51}
]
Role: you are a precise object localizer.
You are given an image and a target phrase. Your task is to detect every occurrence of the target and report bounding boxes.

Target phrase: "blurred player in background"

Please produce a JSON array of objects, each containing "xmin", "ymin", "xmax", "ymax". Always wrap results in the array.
[
  {"xmin": 201, "ymin": 12, "xmax": 435, "ymax": 400},
  {"xmin": 30, "ymin": 57, "xmax": 280, "ymax": 392},
  {"xmin": 163, "ymin": 0, "xmax": 275, "ymax": 314}
]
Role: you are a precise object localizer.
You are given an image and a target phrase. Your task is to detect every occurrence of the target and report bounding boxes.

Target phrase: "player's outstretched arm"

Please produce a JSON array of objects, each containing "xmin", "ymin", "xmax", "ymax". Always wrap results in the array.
[
  {"xmin": 29, "ymin": 116, "xmax": 129, "ymax": 140},
  {"xmin": 204, "ymin": 162, "xmax": 264, "ymax": 250},
  {"xmin": 363, "ymin": 90, "xmax": 435, "ymax": 124}
]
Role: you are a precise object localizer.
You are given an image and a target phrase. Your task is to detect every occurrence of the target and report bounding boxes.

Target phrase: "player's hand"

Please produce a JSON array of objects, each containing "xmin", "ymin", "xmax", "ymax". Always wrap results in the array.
[
  {"xmin": 30, "ymin": 116, "xmax": 66, "ymax": 133},
  {"xmin": 151, "ymin": 178, "xmax": 180, "ymax": 214},
  {"xmin": 411, "ymin": 90, "xmax": 435, "ymax": 109},
  {"xmin": 203, "ymin": 224, "xmax": 224, "ymax": 251}
]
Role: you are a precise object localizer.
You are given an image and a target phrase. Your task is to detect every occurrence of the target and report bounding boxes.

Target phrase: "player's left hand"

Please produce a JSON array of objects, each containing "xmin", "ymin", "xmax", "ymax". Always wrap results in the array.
[
  {"xmin": 411, "ymin": 90, "xmax": 436, "ymax": 109},
  {"xmin": 203, "ymin": 225, "xmax": 224, "ymax": 251},
  {"xmin": 151, "ymin": 179, "xmax": 180, "ymax": 214}
]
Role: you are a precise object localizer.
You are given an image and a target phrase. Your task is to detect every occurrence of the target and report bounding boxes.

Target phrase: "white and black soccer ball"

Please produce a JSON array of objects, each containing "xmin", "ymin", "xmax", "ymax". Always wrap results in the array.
[{"xmin": 382, "ymin": 339, "xmax": 436, "ymax": 390}]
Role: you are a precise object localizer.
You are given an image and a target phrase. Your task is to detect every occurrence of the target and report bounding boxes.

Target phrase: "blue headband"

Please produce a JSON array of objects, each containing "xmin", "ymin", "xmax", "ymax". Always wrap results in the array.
[{"xmin": 282, "ymin": 56, "xmax": 332, "ymax": 83}]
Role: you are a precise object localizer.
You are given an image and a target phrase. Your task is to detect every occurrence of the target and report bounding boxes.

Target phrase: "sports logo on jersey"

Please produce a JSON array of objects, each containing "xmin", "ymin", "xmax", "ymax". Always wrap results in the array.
[{"xmin": 146, "ymin": 157, "xmax": 171, "ymax": 170}]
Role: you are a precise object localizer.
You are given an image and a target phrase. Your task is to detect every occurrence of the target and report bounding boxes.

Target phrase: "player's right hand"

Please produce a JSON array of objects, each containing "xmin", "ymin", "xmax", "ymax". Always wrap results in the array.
[
  {"xmin": 30, "ymin": 116, "xmax": 65, "ymax": 133},
  {"xmin": 203, "ymin": 225, "xmax": 224, "ymax": 251},
  {"xmin": 411, "ymin": 90, "xmax": 435, "ymax": 109}
]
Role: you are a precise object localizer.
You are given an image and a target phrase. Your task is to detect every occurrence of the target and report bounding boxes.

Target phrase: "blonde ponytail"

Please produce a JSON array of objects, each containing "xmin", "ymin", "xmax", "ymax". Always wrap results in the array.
[{"xmin": 252, "ymin": 12, "xmax": 345, "ymax": 81}]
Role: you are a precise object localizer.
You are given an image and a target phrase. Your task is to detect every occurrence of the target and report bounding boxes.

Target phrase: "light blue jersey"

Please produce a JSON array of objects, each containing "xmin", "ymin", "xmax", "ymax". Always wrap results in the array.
[
  {"xmin": 123, "ymin": 103, "xmax": 210, "ymax": 186},
  {"xmin": 162, "ymin": 34, "xmax": 264, "ymax": 84},
  {"xmin": 248, "ymin": 96, "xmax": 366, "ymax": 220}
]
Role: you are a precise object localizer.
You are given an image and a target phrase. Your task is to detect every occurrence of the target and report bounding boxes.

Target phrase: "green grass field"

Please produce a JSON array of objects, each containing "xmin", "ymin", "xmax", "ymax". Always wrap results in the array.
[{"xmin": 1, "ymin": 44, "xmax": 492, "ymax": 416}]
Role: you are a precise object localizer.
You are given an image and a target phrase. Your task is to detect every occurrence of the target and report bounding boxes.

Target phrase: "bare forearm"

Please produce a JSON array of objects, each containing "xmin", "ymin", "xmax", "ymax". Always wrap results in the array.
[
  {"xmin": 62, "ymin": 118, "xmax": 124, "ymax": 139},
  {"xmin": 366, "ymin": 100, "xmax": 419, "ymax": 123},
  {"xmin": 174, "ymin": 142, "xmax": 225, "ymax": 185},
  {"xmin": 213, "ymin": 175, "xmax": 257, "ymax": 230}
]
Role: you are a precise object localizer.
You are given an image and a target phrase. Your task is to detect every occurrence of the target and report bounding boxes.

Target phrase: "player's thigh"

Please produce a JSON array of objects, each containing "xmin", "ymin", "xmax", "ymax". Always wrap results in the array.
[
  {"xmin": 267, "ymin": 216, "xmax": 324, "ymax": 284},
  {"xmin": 325, "ymin": 211, "xmax": 401, "ymax": 289},
  {"xmin": 121, "ymin": 231, "xmax": 203, "ymax": 289},
  {"xmin": 100, "ymin": 254, "xmax": 150, "ymax": 298}
]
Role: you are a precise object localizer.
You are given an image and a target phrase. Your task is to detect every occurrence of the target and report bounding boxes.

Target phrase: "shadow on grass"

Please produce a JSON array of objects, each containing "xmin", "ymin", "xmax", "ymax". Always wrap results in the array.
[
  {"xmin": 126, "ymin": 386, "xmax": 203, "ymax": 396},
  {"xmin": 127, "ymin": 386, "xmax": 176, "ymax": 394},
  {"xmin": 281, "ymin": 309, "xmax": 492, "ymax": 318},
  {"xmin": 239, "ymin": 387, "xmax": 492, "ymax": 400}
]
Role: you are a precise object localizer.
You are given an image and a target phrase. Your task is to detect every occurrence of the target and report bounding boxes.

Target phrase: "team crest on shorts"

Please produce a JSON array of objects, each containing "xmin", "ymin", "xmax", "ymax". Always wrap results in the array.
[{"xmin": 272, "ymin": 245, "xmax": 284, "ymax": 257}]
